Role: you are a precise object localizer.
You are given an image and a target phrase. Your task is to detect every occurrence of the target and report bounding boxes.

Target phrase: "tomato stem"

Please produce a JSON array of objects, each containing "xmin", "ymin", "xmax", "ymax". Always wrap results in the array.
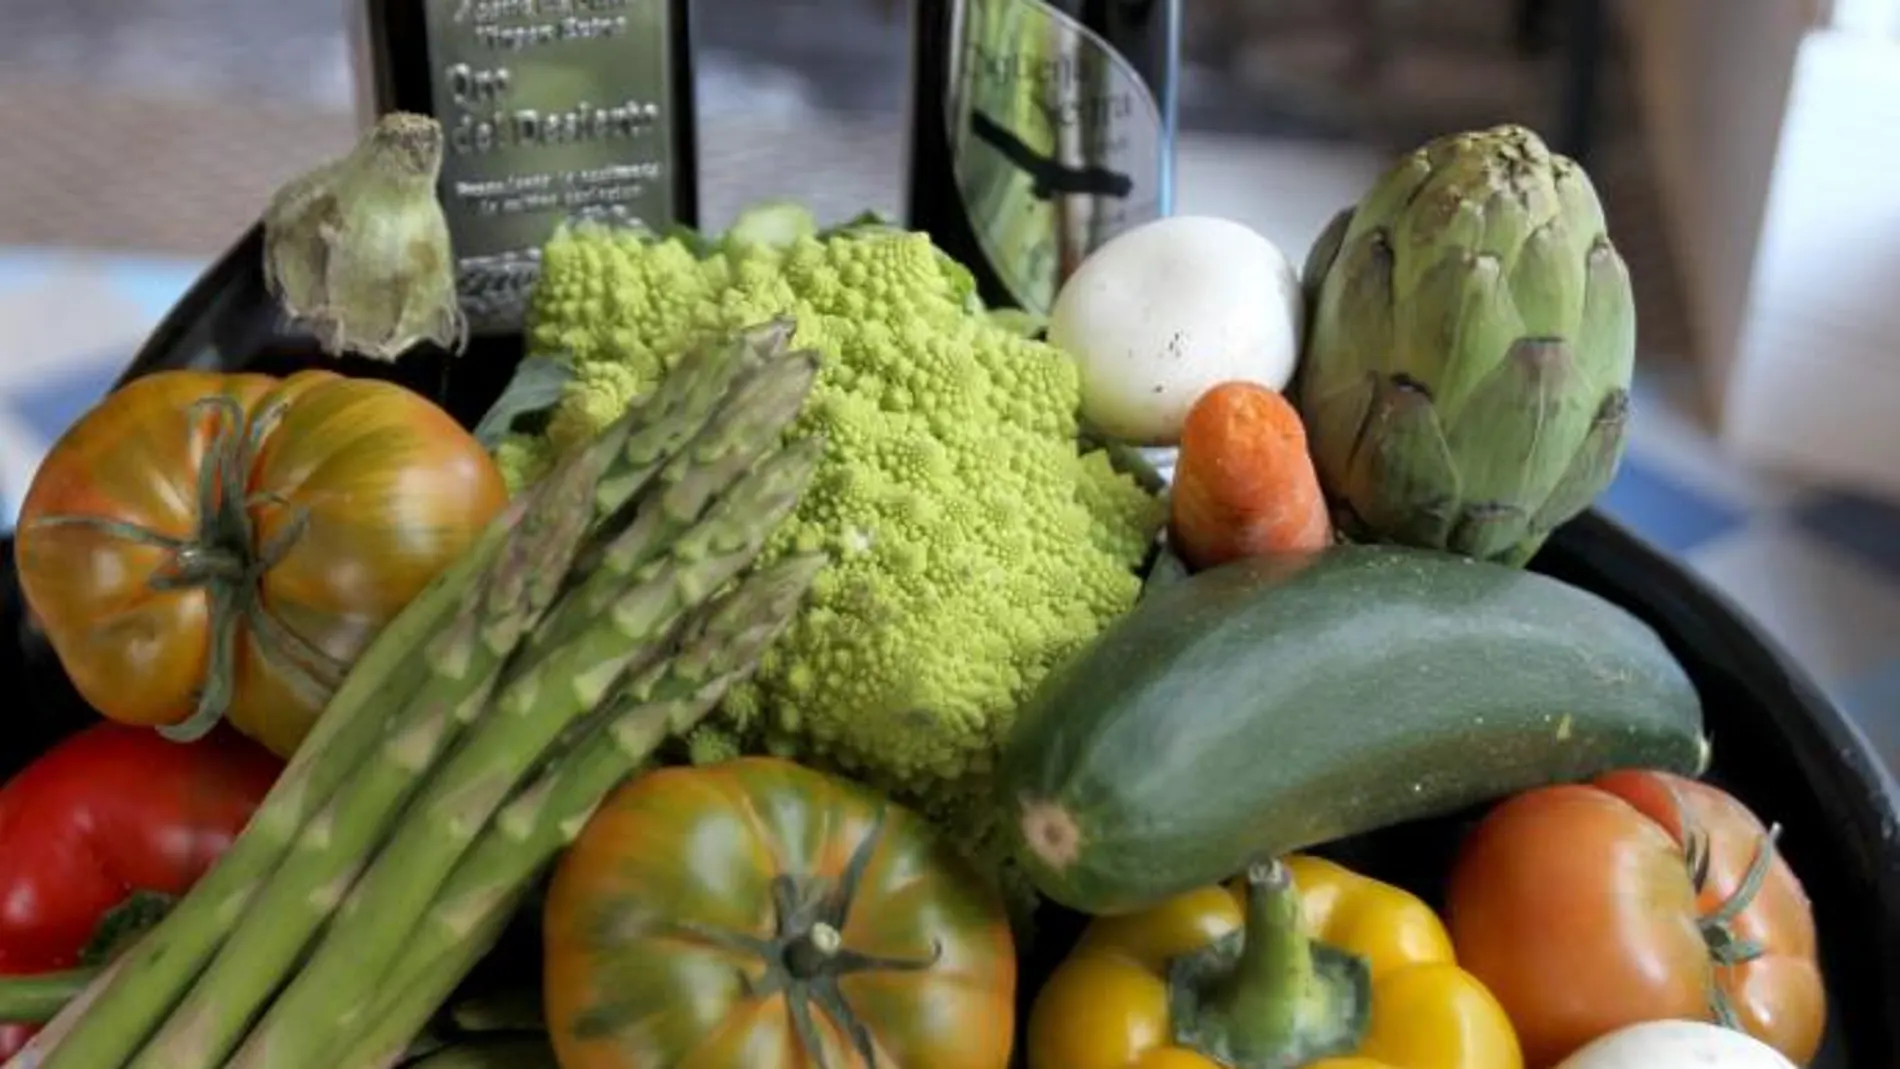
[
  {"xmin": 783, "ymin": 922, "xmax": 843, "ymax": 979},
  {"xmin": 1669, "ymin": 780, "xmax": 1788, "ymax": 1035},
  {"xmin": 1167, "ymin": 859, "xmax": 1371, "ymax": 1069},
  {"xmin": 33, "ymin": 392, "xmax": 344, "ymax": 743},
  {"xmin": 1698, "ymin": 822, "xmax": 1783, "ymax": 967}
]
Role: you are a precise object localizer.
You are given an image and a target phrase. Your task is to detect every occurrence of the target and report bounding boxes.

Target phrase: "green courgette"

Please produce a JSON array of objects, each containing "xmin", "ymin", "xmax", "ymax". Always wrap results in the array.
[{"xmin": 998, "ymin": 543, "xmax": 1709, "ymax": 916}]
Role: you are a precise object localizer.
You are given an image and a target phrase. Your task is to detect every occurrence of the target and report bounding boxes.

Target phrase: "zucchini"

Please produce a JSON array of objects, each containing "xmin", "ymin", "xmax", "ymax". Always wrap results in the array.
[{"xmin": 998, "ymin": 543, "xmax": 1708, "ymax": 916}]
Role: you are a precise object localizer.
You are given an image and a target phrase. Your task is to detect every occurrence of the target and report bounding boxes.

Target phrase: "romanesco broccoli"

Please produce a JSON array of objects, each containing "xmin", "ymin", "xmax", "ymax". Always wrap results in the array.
[{"xmin": 498, "ymin": 214, "xmax": 1163, "ymax": 838}]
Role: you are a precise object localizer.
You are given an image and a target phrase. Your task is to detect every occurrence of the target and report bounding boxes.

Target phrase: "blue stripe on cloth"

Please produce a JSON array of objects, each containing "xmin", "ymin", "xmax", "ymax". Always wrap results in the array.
[
  {"xmin": 1837, "ymin": 657, "xmax": 1900, "ymax": 768},
  {"xmin": 1789, "ymin": 489, "xmax": 1900, "ymax": 588},
  {"xmin": 0, "ymin": 249, "xmax": 67, "ymax": 298},
  {"xmin": 97, "ymin": 256, "xmax": 207, "ymax": 325},
  {"xmin": 2, "ymin": 354, "xmax": 125, "ymax": 450}
]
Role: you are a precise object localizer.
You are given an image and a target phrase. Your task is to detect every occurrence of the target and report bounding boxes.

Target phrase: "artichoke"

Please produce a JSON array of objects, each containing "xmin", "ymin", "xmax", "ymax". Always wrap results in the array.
[{"xmin": 1293, "ymin": 124, "xmax": 1635, "ymax": 566}]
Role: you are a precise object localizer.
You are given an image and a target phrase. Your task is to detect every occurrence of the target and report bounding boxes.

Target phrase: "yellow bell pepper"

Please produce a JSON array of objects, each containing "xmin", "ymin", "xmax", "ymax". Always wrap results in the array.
[{"xmin": 1026, "ymin": 855, "xmax": 1523, "ymax": 1069}]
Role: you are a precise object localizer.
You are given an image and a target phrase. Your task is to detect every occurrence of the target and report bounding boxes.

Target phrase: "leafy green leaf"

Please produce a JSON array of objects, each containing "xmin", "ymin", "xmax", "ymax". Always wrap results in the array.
[
  {"xmin": 722, "ymin": 201, "xmax": 821, "ymax": 251},
  {"xmin": 472, "ymin": 354, "xmax": 577, "ymax": 449},
  {"xmin": 985, "ymin": 308, "xmax": 1047, "ymax": 339},
  {"xmin": 658, "ymin": 221, "xmax": 713, "ymax": 256},
  {"xmin": 817, "ymin": 209, "xmax": 900, "ymax": 238},
  {"xmin": 81, "ymin": 890, "xmax": 177, "ymax": 967}
]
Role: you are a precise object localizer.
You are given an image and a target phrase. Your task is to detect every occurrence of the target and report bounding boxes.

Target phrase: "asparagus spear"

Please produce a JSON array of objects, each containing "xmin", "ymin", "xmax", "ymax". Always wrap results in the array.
[
  {"xmin": 472, "ymin": 341, "xmax": 819, "ymax": 794},
  {"xmin": 31, "ymin": 423, "xmax": 623, "ymax": 1069},
  {"xmin": 290, "ymin": 555, "xmax": 824, "ymax": 1069},
  {"xmin": 581, "ymin": 315, "xmax": 797, "ymax": 531},
  {"xmin": 130, "ymin": 363, "xmax": 823, "ymax": 1069},
  {"xmin": 3, "ymin": 545, "xmax": 810, "ymax": 1069},
  {"xmin": 221, "ymin": 442, "xmax": 823, "ymax": 1069},
  {"xmin": 27, "ymin": 321, "xmax": 806, "ymax": 1069},
  {"xmin": 529, "ymin": 344, "xmax": 820, "ymax": 653}
]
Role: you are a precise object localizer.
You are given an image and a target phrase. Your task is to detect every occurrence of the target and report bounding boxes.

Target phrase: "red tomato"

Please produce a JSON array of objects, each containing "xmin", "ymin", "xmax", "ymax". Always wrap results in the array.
[
  {"xmin": 1445, "ymin": 770, "xmax": 1825, "ymax": 1069},
  {"xmin": 14, "ymin": 369, "xmax": 506, "ymax": 756},
  {"xmin": 0, "ymin": 723, "xmax": 280, "ymax": 1056}
]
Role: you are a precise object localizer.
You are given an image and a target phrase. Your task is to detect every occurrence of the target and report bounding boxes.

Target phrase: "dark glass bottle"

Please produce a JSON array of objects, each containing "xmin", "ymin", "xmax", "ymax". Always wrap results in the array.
[
  {"xmin": 101, "ymin": 0, "xmax": 699, "ymax": 429},
  {"xmin": 904, "ymin": 0, "xmax": 1180, "ymax": 315},
  {"xmin": 356, "ymin": 0, "xmax": 700, "ymax": 337}
]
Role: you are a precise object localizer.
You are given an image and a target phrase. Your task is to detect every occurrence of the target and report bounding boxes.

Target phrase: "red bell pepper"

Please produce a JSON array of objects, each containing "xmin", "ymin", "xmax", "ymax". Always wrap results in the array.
[{"xmin": 0, "ymin": 722, "xmax": 280, "ymax": 1056}]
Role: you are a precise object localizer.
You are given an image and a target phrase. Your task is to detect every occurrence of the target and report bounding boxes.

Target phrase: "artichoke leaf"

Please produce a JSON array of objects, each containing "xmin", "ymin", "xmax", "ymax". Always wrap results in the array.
[
  {"xmin": 1553, "ymin": 157, "xmax": 1611, "ymax": 238},
  {"xmin": 1439, "ymin": 337, "xmax": 1587, "ymax": 547},
  {"xmin": 1308, "ymin": 227, "xmax": 1398, "ymax": 393},
  {"xmin": 1303, "ymin": 369, "xmax": 1378, "ymax": 496},
  {"xmin": 1351, "ymin": 150, "xmax": 1436, "ymax": 243},
  {"xmin": 1405, "ymin": 248, "xmax": 1513, "ymax": 415},
  {"xmin": 1577, "ymin": 236, "xmax": 1639, "ymax": 385},
  {"xmin": 1301, "ymin": 208, "xmax": 1354, "ymax": 315},
  {"xmin": 1403, "ymin": 184, "xmax": 1488, "ymax": 274},
  {"xmin": 1450, "ymin": 504, "xmax": 1536, "ymax": 565},
  {"xmin": 1341, "ymin": 375, "xmax": 1460, "ymax": 549},
  {"xmin": 1299, "ymin": 225, "xmax": 1396, "ymax": 485},
  {"xmin": 1508, "ymin": 219, "xmax": 1589, "ymax": 336},
  {"xmin": 1528, "ymin": 388, "xmax": 1631, "ymax": 537}
]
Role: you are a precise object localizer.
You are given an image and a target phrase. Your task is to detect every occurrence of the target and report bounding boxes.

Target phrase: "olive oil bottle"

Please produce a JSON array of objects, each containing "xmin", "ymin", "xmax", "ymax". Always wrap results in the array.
[
  {"xmin": 904, "ymin": 0, "xmax": 1181, "ymax": 315},
  {"xmin": 352, "ymin": 0, "xmax": 700, "ymax": 336},
  {"xmin": 103, "ymin": 0, "xmax": 700, "ymax": 459}
]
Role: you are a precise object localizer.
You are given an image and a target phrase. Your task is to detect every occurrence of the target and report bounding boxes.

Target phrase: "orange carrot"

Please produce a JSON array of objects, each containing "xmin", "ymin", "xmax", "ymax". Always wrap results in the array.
[{"xmin": 1169, "ymin": 380, "xmax": 1333, "ymax": 571}]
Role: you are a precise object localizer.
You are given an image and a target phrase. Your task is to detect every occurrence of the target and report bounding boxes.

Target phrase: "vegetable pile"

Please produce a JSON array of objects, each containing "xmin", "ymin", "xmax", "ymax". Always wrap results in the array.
[{"xmin": 0, "ymin": 120, "xmax": 1839, "ymax": 1069}]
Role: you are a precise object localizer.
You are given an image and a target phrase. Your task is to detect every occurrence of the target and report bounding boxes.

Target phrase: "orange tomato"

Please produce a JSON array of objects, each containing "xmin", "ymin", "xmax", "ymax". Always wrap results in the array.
[
  {"xmin": 1445, "ymin": 771, "xmax": 1824, "ymax": 1069},
  {"xmin": 14, "ymin": 369, "xmax": 506, "ymax": 756},
  {"xmin": 543, "ymin": 757, "xmax": 1018, "ymax": 1069}
]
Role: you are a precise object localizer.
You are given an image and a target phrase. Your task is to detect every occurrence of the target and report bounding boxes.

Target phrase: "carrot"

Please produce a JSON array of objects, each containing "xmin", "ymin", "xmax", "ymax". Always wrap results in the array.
[{"xmin": 1169, "ymin": 380, "xmax": 1333, "ymax": 571}]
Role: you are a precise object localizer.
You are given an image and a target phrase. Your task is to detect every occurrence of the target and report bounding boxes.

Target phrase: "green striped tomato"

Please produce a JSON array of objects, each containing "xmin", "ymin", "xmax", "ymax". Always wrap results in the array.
[{"xmin": 543, "ymin": 757, "xmax": 1017, "ymax": 1069}]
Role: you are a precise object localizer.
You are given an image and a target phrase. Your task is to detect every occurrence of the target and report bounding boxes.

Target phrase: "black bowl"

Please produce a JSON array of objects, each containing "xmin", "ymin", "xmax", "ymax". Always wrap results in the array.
[{"xmin": 6, "ymin": 222, "xmax": 1898, "ymax": 1068}]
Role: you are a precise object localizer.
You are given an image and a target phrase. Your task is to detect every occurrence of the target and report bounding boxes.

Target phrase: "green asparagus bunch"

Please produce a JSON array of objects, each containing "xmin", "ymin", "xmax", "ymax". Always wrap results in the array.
[
  {"xmin": 20, "ymin": 318, "xmax": 826, "ymax": 1069},
  {"xmin": 313, "ymin": 554, "xmax": 823, "ymax": 1069}
]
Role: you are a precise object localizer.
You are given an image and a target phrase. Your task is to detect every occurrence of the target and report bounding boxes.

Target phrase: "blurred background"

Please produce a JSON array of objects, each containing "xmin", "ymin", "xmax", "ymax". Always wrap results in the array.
[{"xmin": 0, "ymin": 0, "xmax": 1895, "ymax": 769}]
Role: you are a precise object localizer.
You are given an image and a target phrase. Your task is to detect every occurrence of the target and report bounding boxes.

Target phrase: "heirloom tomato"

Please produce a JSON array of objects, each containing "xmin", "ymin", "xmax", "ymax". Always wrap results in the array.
[
  {"xmin": 1446, "ymin": 770, "xmax": 1824, "ymax": 1068},
  {"xmin": 14, "ymin": 369, "xmax": 506, "ymax": 756},
  {"xmin": 543, "ymin": 757, "xmax": 1018, "ymax": 1069}
]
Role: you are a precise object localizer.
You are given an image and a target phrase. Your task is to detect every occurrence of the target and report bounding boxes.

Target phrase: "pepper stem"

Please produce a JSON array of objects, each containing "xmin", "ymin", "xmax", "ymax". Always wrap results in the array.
[
  {"xmin": 1169, "ymin": 859, "xmax": 1371, "ymax": 1069},
  {"xmin": 1213, "ymin": 861, "xmax": 1315, "ymax": 1031}
]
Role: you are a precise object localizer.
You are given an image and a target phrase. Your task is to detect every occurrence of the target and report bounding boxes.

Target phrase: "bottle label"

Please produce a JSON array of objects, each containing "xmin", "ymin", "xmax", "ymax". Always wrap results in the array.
[
  {"xmin": 424, "ymin": 0, "xmax": 677, "ymax": 333},
  {"xmin": 945, "ymin": 0, "xmax": 1166, "ymax": 315}
]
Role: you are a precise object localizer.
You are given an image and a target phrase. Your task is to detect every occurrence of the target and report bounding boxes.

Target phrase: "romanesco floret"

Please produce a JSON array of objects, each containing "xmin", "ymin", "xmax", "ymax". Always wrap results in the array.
[{"xmin": 500, "ymin": 219, "xmax": 1164, "ymax": 834}]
